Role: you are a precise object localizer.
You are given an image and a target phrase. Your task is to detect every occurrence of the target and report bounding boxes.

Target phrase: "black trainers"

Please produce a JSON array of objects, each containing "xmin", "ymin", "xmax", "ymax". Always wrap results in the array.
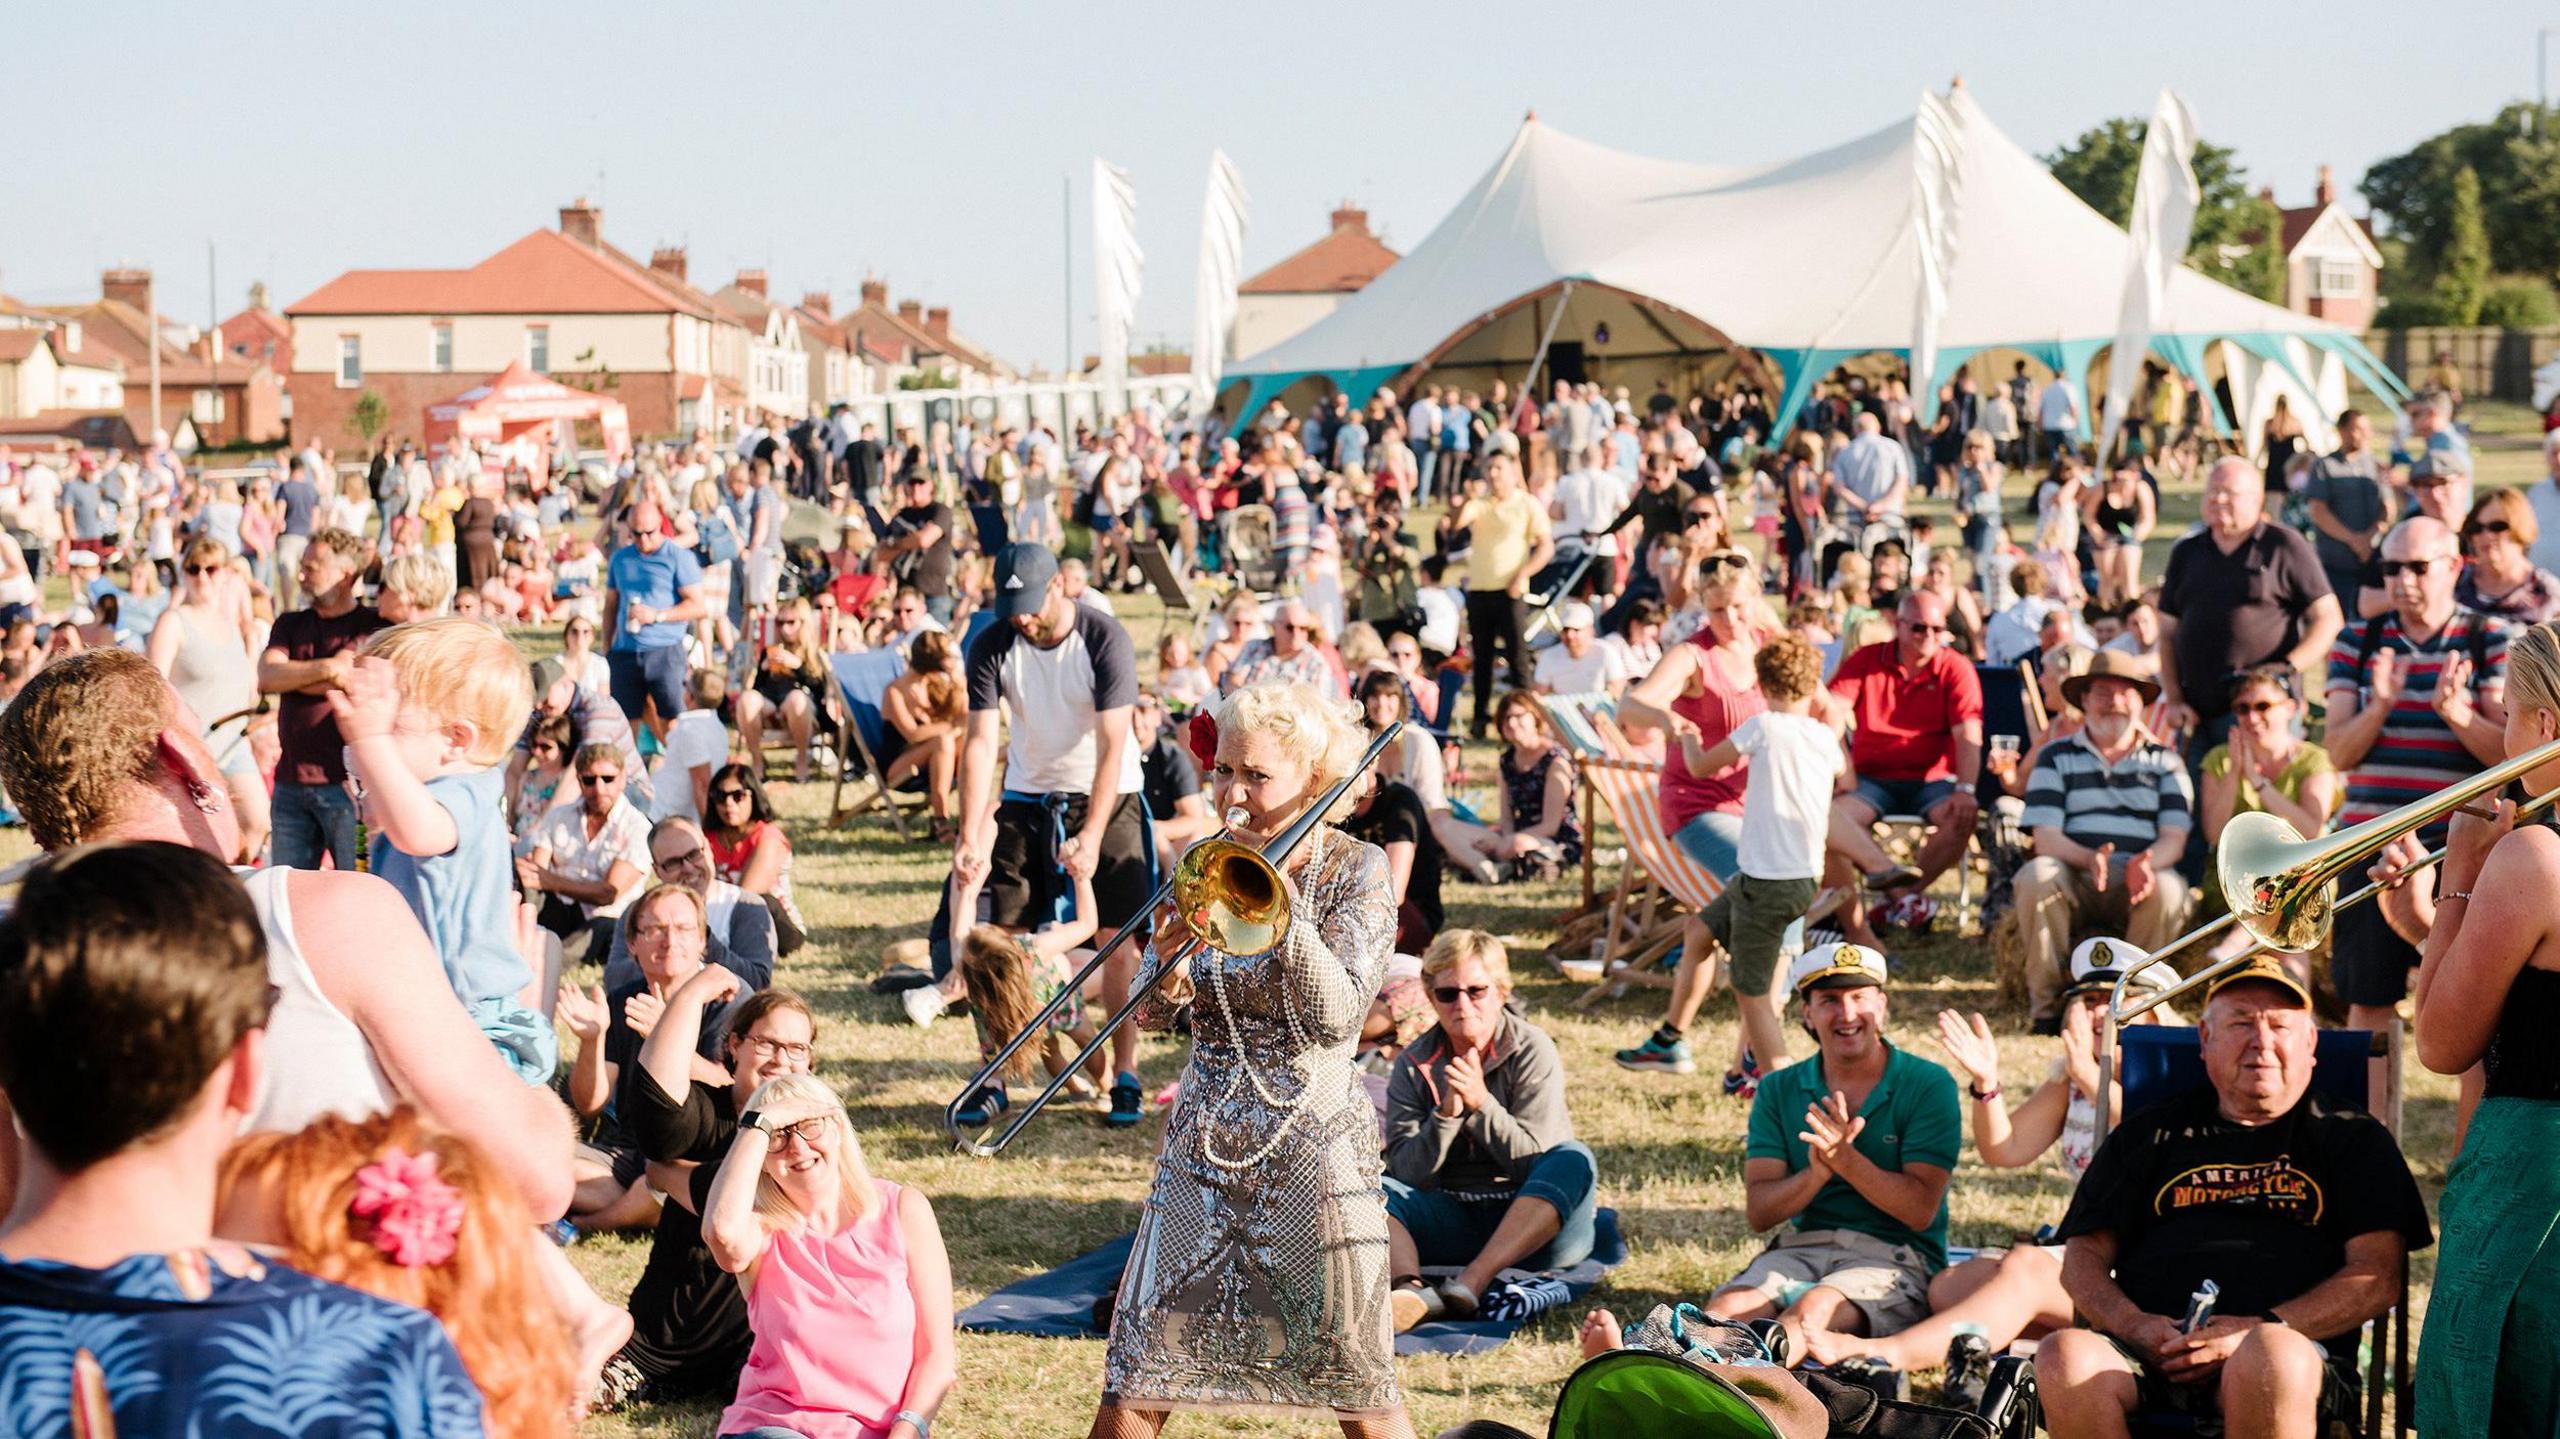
[
  {"xmin": 1106, "ymin": 1071, "xmax": 1144, "ymax": 1127},
  {"xmin": 955, "ymin": 1084, "xmax": 1008, "ymax": 1129}
]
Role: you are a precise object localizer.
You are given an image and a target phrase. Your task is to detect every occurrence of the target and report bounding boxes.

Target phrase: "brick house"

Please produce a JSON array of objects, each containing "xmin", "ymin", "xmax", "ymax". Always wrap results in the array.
[
  {"xmin": 2268, "ymin": 166, "xmax": 2382, "ymax": 330},
  {"xmin": 285, "ymin": 201, "xmax": 752, "ymax": 446},
  {"xmin": 834, "ymin": 278, "xmax": 1011, "ymax": 389},
  {"xmin": 1231, "ymin": 204, "xmax": 1399, "ymax": 362},
  {"xmin": 39, "ymin": 270, "xmax": 283, "ymax": 446}
]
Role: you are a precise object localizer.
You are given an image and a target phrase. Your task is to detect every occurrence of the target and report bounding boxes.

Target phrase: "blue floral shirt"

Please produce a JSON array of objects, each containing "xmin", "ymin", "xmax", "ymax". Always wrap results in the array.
[{"xmin": 0, "ymin": 1250, "xmax": 485, "ymax": 1439}]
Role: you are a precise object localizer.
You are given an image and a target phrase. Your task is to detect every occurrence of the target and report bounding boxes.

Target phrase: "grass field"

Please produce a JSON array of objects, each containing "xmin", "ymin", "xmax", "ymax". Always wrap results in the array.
[{"xmin": 572, "ymin": 400, "xmax": 2546, "ymax": 1436}]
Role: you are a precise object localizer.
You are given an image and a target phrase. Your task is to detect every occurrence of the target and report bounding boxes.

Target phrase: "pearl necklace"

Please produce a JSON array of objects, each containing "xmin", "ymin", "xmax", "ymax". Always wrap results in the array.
[{"xmin": 1198, "ymin": 832, "xmax": 1323, "ymax": 1172}]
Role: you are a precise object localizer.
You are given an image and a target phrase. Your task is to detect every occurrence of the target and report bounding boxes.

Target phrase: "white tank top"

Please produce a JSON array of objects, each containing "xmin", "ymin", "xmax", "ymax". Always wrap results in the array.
[{"xmin": 240, "ymin": 866, "xmax": 395, "ymax": 1134}]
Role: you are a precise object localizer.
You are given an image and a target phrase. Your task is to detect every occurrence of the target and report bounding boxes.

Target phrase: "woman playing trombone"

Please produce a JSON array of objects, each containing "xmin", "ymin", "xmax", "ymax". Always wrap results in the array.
[
  {"xmin": 2374, "ymin": 618, "xmax": 2560, "ymax": 1435},
  {"xmin": 1089, "ymin": 680, "xmax": 1414, "ymax": 1439}
]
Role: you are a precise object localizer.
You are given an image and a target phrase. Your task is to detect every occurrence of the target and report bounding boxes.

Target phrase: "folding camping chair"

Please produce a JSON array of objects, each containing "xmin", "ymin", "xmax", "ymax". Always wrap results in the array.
[
  {"xmin": 1980, "ymin": 1023, "xmax": 2410, "ymax": 1438},
  {"xmin": 1537, "ymin": 691, "xmax": 1621, "ymax": 911},
  {"xmin": 827, "ymin": 649, "xmax": 934, "ymax": 839}
]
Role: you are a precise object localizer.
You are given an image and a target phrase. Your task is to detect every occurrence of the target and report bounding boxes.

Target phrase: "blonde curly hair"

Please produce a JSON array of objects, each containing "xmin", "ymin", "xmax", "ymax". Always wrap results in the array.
[{"xmin": 1213, "ymin": 680, "xmax": 1369, "ymax": 822}]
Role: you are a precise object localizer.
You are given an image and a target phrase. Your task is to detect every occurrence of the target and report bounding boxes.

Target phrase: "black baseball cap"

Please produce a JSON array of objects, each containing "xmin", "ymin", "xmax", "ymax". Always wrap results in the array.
[{"xmin": 992, "ymin": 543, "xmax": 1060, "ymax": 620}]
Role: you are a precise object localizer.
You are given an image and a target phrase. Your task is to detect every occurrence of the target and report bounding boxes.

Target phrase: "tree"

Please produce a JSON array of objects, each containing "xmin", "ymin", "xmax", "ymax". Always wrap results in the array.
[
  {"xmin": 2224, "ymin": 191, "xmax": 2289, "ymax": 305},
  {"xmin": 346, "ymin": 389, "xmax": 388, "ymax": 445},
  {"xmin": 2435, "ymin": 166, "xmax": 2490, "ymax": 325},
  {"xmin": 2045, "ymin": 119, "xmax": 2257, "ymax": 268},
  {"xmin": 2362, "ymin": 104, "xmax": 2560, "ymax": 280}
]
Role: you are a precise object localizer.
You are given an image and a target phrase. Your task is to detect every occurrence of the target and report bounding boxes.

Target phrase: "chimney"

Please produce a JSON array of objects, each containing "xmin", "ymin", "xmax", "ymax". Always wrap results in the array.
[
  {"xmin": 247, "ymin": 281, "xmax": 270, "ymax": 312},
  {"xmin": 2258, "ymin": 185, "xmax": 2277, "ymax": 204},
  {"xmin": 558, "ymin": 198, "xmax": 602, "ymax": 248},
  {"xmin": 1330, "ymin": 203, "xmax": 1369, "ymax": 235},
  {"xmin": 734, "ymin": 269, "xmax": 768, "ymax": 298},
  {"xmin": 801, "ymin": 291, "xmax": 833, "ymax": 319},
  {"xmin": 2316, "ymin": 164, "xmax": 2335, "ymax": 207},
  {"xmin": 859, "ymin": 276, "xmax": 888, "ymax": 307},
  {"xmin": 925, "ymin": 306, "xmax": 951, "ymax": 340},
  {"xmin": 649, "ymin": 247, "xmax": 689, "ymax": 286},
  {"xmin": 897, "ymin": 299, "xmax": 924, "ymax": 327},
  {"xmin": 101, "ymin": 267, "xmax": 153, "ymax": 314}
]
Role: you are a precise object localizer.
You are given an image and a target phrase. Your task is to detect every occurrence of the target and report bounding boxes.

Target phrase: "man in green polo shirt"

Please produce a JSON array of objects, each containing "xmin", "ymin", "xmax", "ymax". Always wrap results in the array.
[{"xmin": 1705, "ymin": 941, "xmax": 1962, "ymax": 1362}]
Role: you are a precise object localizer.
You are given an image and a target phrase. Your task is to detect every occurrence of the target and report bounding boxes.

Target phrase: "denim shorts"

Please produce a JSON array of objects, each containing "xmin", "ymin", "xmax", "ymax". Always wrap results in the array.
[
  {"xmin": 1669, "ymin": 810, "xmax": 1744, "ymax": 883},
  {"xmin": 1385, "ymin": 1141, "xmax": 1599, "ymax": 1273},
  {"xmin": 1851, "ymin": 776, "xmax": 1957, "ymax": 818}
]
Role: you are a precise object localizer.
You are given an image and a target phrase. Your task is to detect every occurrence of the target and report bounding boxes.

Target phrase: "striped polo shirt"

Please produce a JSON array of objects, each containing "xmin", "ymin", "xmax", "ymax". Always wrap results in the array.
[
  {"xmin": 2019, "ymin": 730, "xmax": 2195, "ymax": 852},
  {"xmin": 2325, "ymin": 607, "xmax": 2511, "ymax": 836}
]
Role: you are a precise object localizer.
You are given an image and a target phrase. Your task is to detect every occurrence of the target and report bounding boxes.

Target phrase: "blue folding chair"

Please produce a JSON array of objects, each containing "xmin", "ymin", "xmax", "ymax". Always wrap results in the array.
[{"xmin": 827, "ymin": 650, "xmax": 933, "ymax": 839}]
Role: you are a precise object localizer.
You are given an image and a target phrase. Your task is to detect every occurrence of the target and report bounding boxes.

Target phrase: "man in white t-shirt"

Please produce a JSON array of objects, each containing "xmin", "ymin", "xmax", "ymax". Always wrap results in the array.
[
  {"xmin": 951, "ymin": 542, "xmax": 1152, "ymax": 1125},
  {"xmin": 1618, "ymin": 633, "xmax": 1842, "ymax": 1084},
  {"xmin": 1533, "ymin": 602, "xmax": 1632, "ymax": 697},
  {"xmin": 1407, "ymin": 387, "xmax": 1445, "ymax": 503},
  {"xmin": 2036, "ymin": 374, "xmax": 2081, "ymax": 461},
  {"xmin": 647, "ymin": 668, "xmax": 731, "ymax": 825},
  {"xmin": 1551, "ymin": 445, "xmax": 1629, "ymax": 596}
]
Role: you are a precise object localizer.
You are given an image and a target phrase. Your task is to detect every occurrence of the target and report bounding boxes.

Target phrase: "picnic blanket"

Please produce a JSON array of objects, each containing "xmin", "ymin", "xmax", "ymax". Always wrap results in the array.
[{"xmin": 958, "ymin": 1208, "xmax": 1627, "ymax": 1357}]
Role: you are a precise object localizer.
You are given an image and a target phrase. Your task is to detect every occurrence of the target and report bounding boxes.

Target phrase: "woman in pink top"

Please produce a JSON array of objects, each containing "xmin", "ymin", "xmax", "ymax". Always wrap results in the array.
[
  {"xmin": 1613, "ymin": 560, "xmax": 1778, "ymax": 1090},
  {"xmin": 704, "ymin": 1073, "xmax": 955, "ymax": 1439}
]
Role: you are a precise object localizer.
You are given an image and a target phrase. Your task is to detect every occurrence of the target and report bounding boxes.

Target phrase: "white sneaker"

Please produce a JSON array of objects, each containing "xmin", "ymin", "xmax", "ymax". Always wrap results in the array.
[{"xmin": 902, "ymin": 986, "xmax": 947, "ymax": 1027}]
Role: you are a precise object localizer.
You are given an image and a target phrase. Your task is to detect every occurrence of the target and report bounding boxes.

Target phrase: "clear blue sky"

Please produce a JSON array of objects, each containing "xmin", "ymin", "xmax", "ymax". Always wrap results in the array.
[{"xmin": 3, "ymin": 0, "xmax": 2546, "ymax": 371}]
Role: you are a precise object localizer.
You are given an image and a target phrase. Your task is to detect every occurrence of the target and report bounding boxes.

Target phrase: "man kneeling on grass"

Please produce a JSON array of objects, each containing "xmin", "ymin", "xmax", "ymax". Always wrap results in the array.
[{"xmin": 1703, "ymin": 942, "xmax": 1961, "ymax": 1365}]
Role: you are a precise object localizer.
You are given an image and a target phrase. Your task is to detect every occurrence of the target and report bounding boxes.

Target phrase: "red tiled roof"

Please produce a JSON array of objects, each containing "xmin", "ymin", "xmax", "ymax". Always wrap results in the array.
[
  {"xmin": 0, "ymin": 331, "xmax": 43, "ymax": 363},
  {"xmin": 290, "ymin": 229, "xmax": 704, "ymax": 317},
  {"xmin": 1240, "ymin": 209, "xmax": 1399, "ymax": 295},
  {"xmin": 855, "ymin": 334, "xmax": 902, "ymax": 366},
  {"xmin": 38, "ymin": 299, "xmax": 246, "ymax": 385},
  {"xmin": 2275, "ymin": 202, "xmax": 2376, "ymax": 259},
  {"xmin": 219, "ymin": 306, "xmax": 290, "ymax": 344}
]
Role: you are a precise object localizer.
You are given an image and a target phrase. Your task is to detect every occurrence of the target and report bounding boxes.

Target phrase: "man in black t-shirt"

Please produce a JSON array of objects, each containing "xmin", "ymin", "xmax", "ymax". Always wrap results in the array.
[
  {"xmin": 844, "ymin": 421, "xmax": 887, "ymax": 510},
  {"xmin": 2037, "ymin": 957, "xmax": 2430, "ymax": 1436},
  {"xmin": 883, "ymin": 473, "xmax": 958, "ymax": 621},
  {"xmin": 2156, "ymin": 458, "xmax": 2343, "ymax": 757},
  {"xmin": 1131, "ymin": 691, "xmax": 1212, "ymax": 868}
]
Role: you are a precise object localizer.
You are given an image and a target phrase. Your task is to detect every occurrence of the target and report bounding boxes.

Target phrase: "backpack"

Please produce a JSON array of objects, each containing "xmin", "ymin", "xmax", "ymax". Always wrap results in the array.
[
  {"xmin": 696, "ymin": 507, "xmax": 742, "ymax": 567},
  {"xmin": 2350, "ymin": 609, "xmax": 2494, "ymax": 695}
]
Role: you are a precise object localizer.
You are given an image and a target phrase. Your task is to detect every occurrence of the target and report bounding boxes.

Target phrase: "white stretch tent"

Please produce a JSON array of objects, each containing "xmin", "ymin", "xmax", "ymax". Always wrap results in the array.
[{"xmin": 1224, "ymin": 86, "xmax": 2402, "ymax": 450}]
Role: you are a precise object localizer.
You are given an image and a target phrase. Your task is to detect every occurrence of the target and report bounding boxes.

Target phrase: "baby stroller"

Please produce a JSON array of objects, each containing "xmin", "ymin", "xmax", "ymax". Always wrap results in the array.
[{"xmin": 1220, "ymin": 503, "xmax": 1282, "ymax": 592}]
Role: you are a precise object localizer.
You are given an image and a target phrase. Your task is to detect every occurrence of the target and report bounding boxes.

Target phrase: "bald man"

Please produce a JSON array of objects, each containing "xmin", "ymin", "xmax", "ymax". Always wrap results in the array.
[{"xmin": 2157, "ymin": 458, "xmax": 2343, "ymax": 757}]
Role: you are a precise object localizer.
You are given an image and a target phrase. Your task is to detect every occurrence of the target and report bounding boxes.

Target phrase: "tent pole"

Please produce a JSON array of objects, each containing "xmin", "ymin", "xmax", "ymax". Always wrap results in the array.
[{"xmin": 1519, "ymin": 280, "xmax": 1576, "ymax": 404}]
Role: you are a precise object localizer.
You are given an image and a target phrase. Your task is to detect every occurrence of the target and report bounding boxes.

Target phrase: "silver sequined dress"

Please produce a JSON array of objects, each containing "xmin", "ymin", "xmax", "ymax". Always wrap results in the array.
[{"xmin": 1102, "ymin": 827, "xmax": 1402, "ymax": 1419}]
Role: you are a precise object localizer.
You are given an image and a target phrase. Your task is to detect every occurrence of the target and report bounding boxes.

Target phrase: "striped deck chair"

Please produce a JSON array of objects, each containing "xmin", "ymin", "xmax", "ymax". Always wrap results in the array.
[
  {"xmin": 1573, "ymin": 756, "xmax": 1728, "ymax": 1008},
  {"xmin": 1537, "ymin": 691, "xmax": 1621, "ymax": 908}
]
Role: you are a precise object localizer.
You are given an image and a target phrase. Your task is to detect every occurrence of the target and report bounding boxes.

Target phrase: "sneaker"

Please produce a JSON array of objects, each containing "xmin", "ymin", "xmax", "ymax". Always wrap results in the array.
[
  {"xmin": 1942, "ymin": 1330, "xmax": 1992, "ymax": 1412},
  {"xmin": 902, "ymin": 985, "xmax": 947, "ymax": 1027},
  {"xmin": 1721, "ymin": 1053, "xmax": 1762, "ymax": 1098},
  {"xmin": 1615, "ymin": 1034, "xmax": 1696, "ymax": 1074},
  {"xmin": 955, "ymin": 1084, "xmax": 1008, "ymax": 1129},
  {"xmin": 1106, "ymin": 1071, "xmax": 1144, "ymax": 1127},
  {"xmin": 1468, "ymin": 858, "xmax": 1504, "ymax": 885},
  {"xmin": 1390, "ymin": 1280, "xmax": 1445, "ymax": 1333},
  {"xmin": 1435, "ymin": 1277, "xmax": 1481, "ymax": 1320}
]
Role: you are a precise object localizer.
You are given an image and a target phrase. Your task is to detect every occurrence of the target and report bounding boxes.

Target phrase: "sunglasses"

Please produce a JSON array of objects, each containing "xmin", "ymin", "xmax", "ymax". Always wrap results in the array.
[
  {"xmin": 578, "ymin": 771, "xmax": 621, "ymax": 787},
  {"xmin": 2379, "ymin": 559, "xmax": 2440, "ymax": 578},
  {"xmin": 2466, "ymin": 519, "xmax": 2512, "ymax": 537},
  {"xmin": 1902, "ymin": 620, "xmax": 1950, "ymax": 636},
  {"xmin": 1702, "ymin": 551, "xmax": 1753, "ymax": 572},
  {"xmin": 184, "ymin": 563, "xmax": 221, "ymax": 577},
  {"xmin": 1431, "ymin": 983, "xmax": 1494, "ymax": 1005},
  {"xmin": 768, "ymin": 1116, "xmax": 830, "ymax": 1148},
  {"xmin": 653, "ymin": 845, "xmax": 706, "ymax": 871},
  {"xmin": 712, "ymin": 788, "xmax": 752, "ymax": 804},
  {"xmin": 2232, "ymin": 699, "xmax": 2283, "ymax": 715}
]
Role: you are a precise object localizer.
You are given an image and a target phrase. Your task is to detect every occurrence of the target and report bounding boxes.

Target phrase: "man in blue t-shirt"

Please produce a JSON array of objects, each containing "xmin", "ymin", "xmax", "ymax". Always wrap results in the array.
[
  {"xmin": 600, "ymin": 499, "xmax": 706, "ymax": 742},
  {"xmin": 276, "ymin": 457, "xmax": 323, "ymax": 609},
  {"xmin": 0, "ymin": 842, "xmax": 487, "ymax": 1438},
  {"xmin": 1704, "ymin": 942, "xmax": 1962, "ymax": 1361}
]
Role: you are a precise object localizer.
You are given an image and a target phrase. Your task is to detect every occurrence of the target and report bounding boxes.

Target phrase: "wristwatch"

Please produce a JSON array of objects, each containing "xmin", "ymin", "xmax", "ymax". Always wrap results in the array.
[
  {"xmin": 896, "ymin": 1408, "xmax": 931, "ymax": 1438},
  {"xmin": 737, "ymin": 1110, "xmax": 767, "ymax": 1133}
]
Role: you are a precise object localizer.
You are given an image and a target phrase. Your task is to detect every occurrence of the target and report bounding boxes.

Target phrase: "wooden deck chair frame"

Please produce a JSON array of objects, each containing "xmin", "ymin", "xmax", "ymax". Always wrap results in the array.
[
  {"xmin": 1575, "ymin": 755, "xmax": 1728, "ymax": 1008},
  {"xmin": 1536, "ymin": 691, "xmax": 1621, "ymax": 911},
  {"xmin": 828, "ymin": 692, "xmax": 933, "ymax": 840}
]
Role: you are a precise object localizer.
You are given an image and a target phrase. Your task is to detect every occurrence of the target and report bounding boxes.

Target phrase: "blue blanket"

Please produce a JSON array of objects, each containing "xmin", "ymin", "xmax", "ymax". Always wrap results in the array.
[{"xmin": 958, "ymin": 1208, "xmax": 1626, "ymax": 1357}]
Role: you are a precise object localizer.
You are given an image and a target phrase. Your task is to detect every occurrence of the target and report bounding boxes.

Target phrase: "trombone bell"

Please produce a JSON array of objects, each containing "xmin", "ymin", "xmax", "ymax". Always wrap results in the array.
[
  {"xmin": 2216, "ymin": 811, "xmax": 2333, "ymax": 953},
  {"xmin": 1172, "ymin": 836, "xmax": 1289, "ymax": 956}
]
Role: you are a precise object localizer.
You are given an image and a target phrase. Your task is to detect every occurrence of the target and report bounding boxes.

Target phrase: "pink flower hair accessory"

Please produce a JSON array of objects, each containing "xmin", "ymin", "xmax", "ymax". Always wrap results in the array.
[{"xmin": 349, "ymin": 1146, "xmax": 465, "ymax": 1267}]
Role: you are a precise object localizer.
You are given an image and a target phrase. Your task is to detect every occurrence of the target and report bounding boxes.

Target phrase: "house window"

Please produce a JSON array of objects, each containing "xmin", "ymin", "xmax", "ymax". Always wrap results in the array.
[
  {"xmin": 432, "ymin": 323, "xmax": 453, "ymax": 372},
  {"xmin": 191, "ymin": 388, "xmax": 224, "ymax": 424},
  {"xmin": 337, "ymin": 335, "xmax": 361, "ymax": 388},
  {"xmin": 526, "ymin": 326, "xmax": 550, "ymax": 373},
  {"xmin": 2312, "ymin": 258, "xmax": 2364, "ymax": 298}
]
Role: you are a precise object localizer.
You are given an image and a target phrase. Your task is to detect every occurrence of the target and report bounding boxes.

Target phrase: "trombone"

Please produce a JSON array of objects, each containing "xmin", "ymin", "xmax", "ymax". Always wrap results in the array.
[
  {"xmin": 2097, "ymin": 734, "xmax": 2560, "ymax": 1143},
  {"xmin": 943, "ymin": 720, "xmax": 1405, "ymax": 1156}
]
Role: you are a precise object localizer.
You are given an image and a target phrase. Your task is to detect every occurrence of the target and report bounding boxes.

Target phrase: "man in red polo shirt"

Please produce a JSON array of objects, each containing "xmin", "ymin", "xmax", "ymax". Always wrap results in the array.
[{"xmin": 1827, "ymin": 590, "xmax": 1982, "ymax": 945}]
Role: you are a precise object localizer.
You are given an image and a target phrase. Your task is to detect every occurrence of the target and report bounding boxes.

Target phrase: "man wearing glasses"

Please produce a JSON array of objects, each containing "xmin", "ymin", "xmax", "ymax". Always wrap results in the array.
[
  {"xmin": 1825, "ymin": 590, "xmax": 1983, "ymax": 946},
  {"xmin": 521, "ymin": 742, "xmax": 654, "ymax": 964},
  {"xmin": 599, "ymin": 817, "xmax": 777, "ymax": 993},
  {"xmin": 2322, "ymin": 514, "xmax": 2511, "ymax": 1048}
]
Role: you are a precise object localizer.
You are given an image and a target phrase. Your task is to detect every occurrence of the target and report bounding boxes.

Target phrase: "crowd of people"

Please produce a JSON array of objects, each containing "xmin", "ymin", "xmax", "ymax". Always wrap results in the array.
[{"xmin": 0, "ymin": 361, "xmax": 2555, "ymax": 1439}]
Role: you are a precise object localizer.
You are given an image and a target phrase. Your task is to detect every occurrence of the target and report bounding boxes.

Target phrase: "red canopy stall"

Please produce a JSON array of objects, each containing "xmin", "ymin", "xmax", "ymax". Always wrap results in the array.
[{"xmin": 423, "ymin": 360, "xmax": 631, "ymax": 467}]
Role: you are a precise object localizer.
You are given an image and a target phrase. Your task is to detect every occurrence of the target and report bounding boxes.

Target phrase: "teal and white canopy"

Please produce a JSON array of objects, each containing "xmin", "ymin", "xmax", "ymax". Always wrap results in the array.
[{"xmin": 1225, "ymin": 88, "xmax": 2402, "ymax": 448}]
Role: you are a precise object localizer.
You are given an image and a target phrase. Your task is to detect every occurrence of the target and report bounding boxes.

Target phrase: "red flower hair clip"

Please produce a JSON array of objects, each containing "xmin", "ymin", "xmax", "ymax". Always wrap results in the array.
[{"xmin": 1186, "ymin": 712, "xmax": 1219, "ymax": 775}]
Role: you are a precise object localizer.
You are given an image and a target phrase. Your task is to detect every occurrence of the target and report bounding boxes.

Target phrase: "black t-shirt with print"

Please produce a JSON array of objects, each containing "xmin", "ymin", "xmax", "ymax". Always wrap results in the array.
[{"xmin": 2055, "ymin": 1085, "xmax": 2432, "ymax": 1356}]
